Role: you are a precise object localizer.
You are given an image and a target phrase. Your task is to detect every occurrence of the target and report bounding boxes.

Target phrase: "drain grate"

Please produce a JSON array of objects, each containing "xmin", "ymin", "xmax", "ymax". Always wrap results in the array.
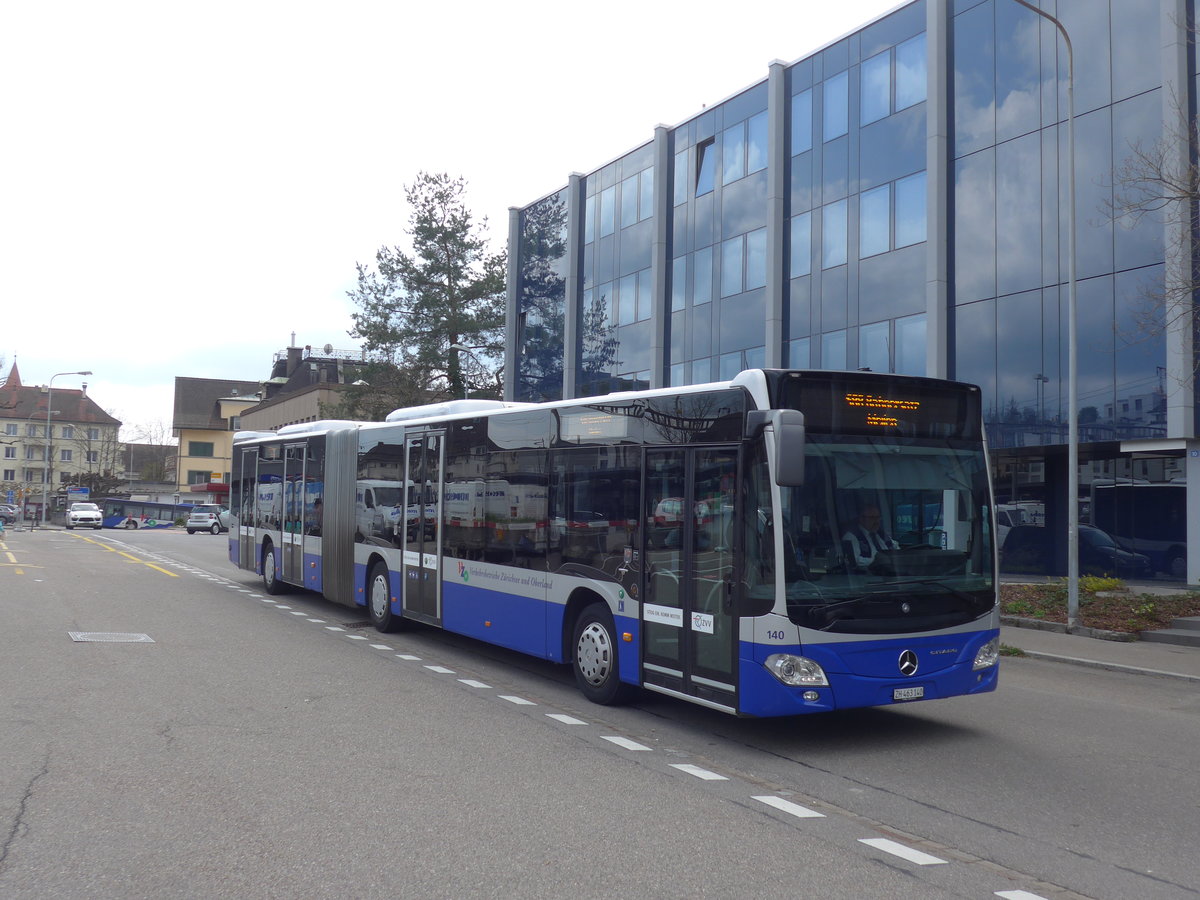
[
  {"xmin": 341, "ymin": 621, "xmax": 373, "ymax": 629},
  {"xmin": 68, "ymin": 632, "xmax": 155, "ymax": 643}
]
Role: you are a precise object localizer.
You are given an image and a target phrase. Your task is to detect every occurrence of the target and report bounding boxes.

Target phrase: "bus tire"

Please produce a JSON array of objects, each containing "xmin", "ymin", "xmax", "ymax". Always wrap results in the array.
[
  {"xmin": 262, "ymin": 543, "xmax": 285, "ymax": 595},
  {"xmin": 368, "ymin": 561, "xmax": 405, "ymax": 632},
  {"xmin": 572, "ymin": 603, "xmax": 632, "ymax": 706}
]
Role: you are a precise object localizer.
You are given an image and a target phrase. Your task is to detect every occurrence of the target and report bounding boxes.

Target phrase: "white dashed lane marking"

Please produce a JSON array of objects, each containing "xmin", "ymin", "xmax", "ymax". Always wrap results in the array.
[
  {"xmin": 546, "ymin": 713, "xmax": 586, "ymax": 725},
  {"xmin": 499, "ymin": 695, "xmax": 536, "ymax": 706},
  {"xmin": 601, "ymin": 735, "xmax": 651, "ymax": 751},
  {"xmin": 859, "ymin": 838, "xmax": 947, "ymax": 866},
  {"xmin": 752, "ymin": 796, "xmax": 825, "ymax": 819},
  {"xmin": 670, "ymin": 764, "xmax": 727, "ymax": 781},
  {"xmin": 459, "ymin": 679, "xmax": 491, "ymax": 689}
]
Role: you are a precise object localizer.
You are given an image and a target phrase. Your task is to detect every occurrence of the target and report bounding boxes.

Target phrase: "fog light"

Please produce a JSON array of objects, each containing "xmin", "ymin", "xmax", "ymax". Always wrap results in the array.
[
  {"xmin": 765, "ymin": 653, "xmax": 829, "ymax": 687},
  {"xmin": 802, "ymin": 690, "xmax": 820, "ymax": 702},
  {"xmin": 973, "ymin": 637, "xmax": 1000, "ymax": 670}
]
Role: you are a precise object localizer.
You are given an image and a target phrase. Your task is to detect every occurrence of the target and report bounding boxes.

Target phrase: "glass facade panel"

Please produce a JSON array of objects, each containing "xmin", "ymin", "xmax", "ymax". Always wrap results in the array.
[
  {"xmin": 994, "ymin": 0, "xmax": 1041, "ymax": 143},
  {"xmin": 895, "ymin": 313, "xmax": 926, "ymax": 376},
  {"xmin": 745, "ymin": 227, "xmax": 767, "ymax": 290},
  {"xmin": 996, "ymin": 131, "xmax": 1041, "ymax": 297},
  {"xmin": 860, "ymin": 184, "xmax": 890, "ymax": 257},
  {"xmin": 693, "ymin": 246, "xmax": 713, "ymax": 305},
  {"xmin": 636, "ymin": 269, "xmax": 652, "ymax": 321},
  {"xmin": 791, "ymin": 88, "xmax": 813, "ymax": 155},
  {"xmin": 639, "ymin": 168, "xmax": 654, "ymax": 220},
  {"xmin": 894, "ymin": 172, "xmax": 926, "ymax": 247},
  {"xmin": 861, "ymin": 51, "xmax": 890, "ymax": 125},
  {"xmin": 895, "ymin": 33, "xmax": 926, "ymax": 110},
  {"xmin": 618, "ymin": 274, "xmax": 636, "ymax": 326},
  {"xmin": 746, "ymin": 111, "xmax": 768, "ymax": 174},
  {"xmin": 790, "ymin": 212, "xmax": 811, "ymax": 278},
  {"xmin": 599, "ymin": 186, "xmax": 616, "ymax": 237},
  {"xmin": 822, "ymin": 198, "xmax": 848, "ymax": 268},
  {"xmin": 1110, "ymin": 0, "xmax": 1161, "ymax": 101},
  {"xmin": 953, "ymin": 1, "xmax": 995, "ymax": 157},
  {"xmin": 671, "ymin": 256, "xmax": 686, "ymax": 312},
  {"xmin": 674, "ymin": 148, "xmax": 688, "ymax": 206},
  {"xmin": 823, "ymin": 70, "xmax": 848, "ymax": 141},
  {"xmin": 788, "ymin": 337, "xmax": 810, "ymax": 368},
  {"xmin": 821, "ymin": 330, "xmax": 847, "ymax": 369},
  {"xmin": 722, "ymin": 124, "xmax": 745, "ymax": 185},
  {"xmin": 516, "ymin": 191, "xmax": 568, "ymax": 402},
  {"xmin": 721, "ymin": 237, "xmax": 743, "ymax": 297},
  {"xmin": 954, "ymin": 149, "xmax": 996, "ymax": 304},
  {"xmin": 860, "ymin": 320, "xmax": 890, "ymax": 372},
  {"xmin": 621, "ymin": 174, "xmax": 638, "ymax": 229},
  {"xmin": 696, "ymin": 139, "xmax": 716, "ymax": 196}
]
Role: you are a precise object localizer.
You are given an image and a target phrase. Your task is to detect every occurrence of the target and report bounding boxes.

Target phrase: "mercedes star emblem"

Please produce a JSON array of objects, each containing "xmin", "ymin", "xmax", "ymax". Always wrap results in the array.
[{"xmin": 898, "ymin": 650, "xmax": 919, "ymax": 676}]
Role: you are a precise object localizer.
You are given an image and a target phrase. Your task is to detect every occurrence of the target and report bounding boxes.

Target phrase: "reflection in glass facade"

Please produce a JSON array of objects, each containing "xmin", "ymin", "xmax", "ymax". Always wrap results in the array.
[{"xmin": 510, "ymin": 0, "xmax": 1200, "ymax": 579}]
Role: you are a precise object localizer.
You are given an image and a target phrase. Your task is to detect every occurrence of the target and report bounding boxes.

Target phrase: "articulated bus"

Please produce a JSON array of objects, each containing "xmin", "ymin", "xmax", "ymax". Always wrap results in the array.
[{"xmin": 229, "ymin": 369, "xmax": 1000, "ymax": 717}]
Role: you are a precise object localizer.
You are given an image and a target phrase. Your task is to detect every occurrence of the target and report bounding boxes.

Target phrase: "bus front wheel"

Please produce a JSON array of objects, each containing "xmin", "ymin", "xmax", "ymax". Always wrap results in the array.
[
  {"xmin": 368, "ymin": 562, "xmax": 405, "ymax": 632},
  {"xmin": 572, "ymin": 603, "xmax": 632, "ymax": 706},
  {"xmin": 262, "ymin": 544, "xmax": 285, "ymax": 595}
]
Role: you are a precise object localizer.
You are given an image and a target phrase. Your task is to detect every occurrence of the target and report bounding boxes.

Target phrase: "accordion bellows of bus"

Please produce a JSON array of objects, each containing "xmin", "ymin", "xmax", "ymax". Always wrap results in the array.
[{"xmin": 230, "ymin": 369, "xmax": 1000, "ymax": 717}]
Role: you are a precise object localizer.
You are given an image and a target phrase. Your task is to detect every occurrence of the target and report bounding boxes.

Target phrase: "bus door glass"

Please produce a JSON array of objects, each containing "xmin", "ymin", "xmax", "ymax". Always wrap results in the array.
[
  {"xmin": 403, "ymin": 431, "xmax": 444, "ymax": 624},
  {"xmin": 282, "ymin": 443, "xmax": 307, "ymax": 583},
  {"xmin": 642, "ymin": 446, "xmax": 739, "ymax": 706},
  {"xmin": 237, "ymin": 447, "xmax": 258, "ymax": 571}
]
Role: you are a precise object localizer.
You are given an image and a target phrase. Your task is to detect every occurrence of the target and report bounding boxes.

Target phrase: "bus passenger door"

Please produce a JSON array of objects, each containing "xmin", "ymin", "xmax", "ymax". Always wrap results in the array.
[
  {"xmin": 282, "ymin": 442, "xmax": 308, "ymax": 584},
  {"xmin": 237, "ymin": 448, "xmax": 258, "ymax": 571},
  {"xmin": 642, "ymin": 446, "xmax": 740, "ymax": 711},
  {"xmin": 403, "ymin": 431, "xmax": 444, "ymax": 625}
]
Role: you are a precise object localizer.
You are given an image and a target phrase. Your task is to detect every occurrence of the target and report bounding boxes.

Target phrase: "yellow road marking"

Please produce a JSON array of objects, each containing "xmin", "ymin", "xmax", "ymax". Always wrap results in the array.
[{"xmin": 62, "ymin": 532, "xmax": 179, "ymax": 577}]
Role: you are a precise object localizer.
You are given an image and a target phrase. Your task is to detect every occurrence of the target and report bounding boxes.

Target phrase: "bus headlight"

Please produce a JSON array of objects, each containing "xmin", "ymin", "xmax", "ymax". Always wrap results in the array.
[
  {"xmin": 972, "ymin": 637, "xmax": 1000, "ymax": 670},
  {"xmin": 765, "ymin": 654, "xmax": 829, "ymax": 687}
]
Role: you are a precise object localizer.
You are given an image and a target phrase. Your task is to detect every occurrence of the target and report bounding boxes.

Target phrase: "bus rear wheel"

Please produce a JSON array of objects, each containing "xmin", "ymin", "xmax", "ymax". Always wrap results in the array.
[
  {"xmin": 262, "ymin": 543, "xmax": 285, "ymax": 595},
  {"xmin": 368, "ymin": 562, "xmax": 405, "ymax": 632},
  {"xmin": 572, "ymin": 603, "xmax": 632, "ymax": 706}
]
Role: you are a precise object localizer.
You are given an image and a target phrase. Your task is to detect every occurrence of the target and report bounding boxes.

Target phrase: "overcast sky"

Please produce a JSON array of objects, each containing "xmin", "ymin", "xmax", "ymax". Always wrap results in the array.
[{"xmin": 1, "ymin": 0, "xmax": 902, "ymax": 440}]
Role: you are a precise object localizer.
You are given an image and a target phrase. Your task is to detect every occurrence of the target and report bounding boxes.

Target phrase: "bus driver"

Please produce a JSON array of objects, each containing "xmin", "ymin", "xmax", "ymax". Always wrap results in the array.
[{"xmin": 842, "ymin": 504, "xmax": 899, "ymax": 570}]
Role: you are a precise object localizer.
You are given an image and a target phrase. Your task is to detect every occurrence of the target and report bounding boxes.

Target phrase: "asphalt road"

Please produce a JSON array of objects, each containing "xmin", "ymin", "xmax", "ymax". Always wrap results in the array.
[{"xmin": 1, "ymin": 526, "xmax": 1197, "ymax": 899}]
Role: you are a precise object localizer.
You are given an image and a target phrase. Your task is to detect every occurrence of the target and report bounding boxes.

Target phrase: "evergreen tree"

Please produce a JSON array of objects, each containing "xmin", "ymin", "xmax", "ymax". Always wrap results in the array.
[{"xmin": 334, "ymin": 173, "xmax": 505, "ymax": 419}]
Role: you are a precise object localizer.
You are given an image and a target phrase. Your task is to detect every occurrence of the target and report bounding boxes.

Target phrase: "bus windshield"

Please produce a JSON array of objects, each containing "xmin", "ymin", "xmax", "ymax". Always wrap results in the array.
[{"xmin": 773, "ymin": 436, "xmax": 994, "ymax": 634}]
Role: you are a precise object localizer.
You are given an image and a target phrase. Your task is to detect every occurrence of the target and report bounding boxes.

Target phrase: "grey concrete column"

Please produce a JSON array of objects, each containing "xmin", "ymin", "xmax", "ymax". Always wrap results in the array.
[
  {"xmin": 504, "ymin": 206, "xmax": 521, "ymax": 401},
  {"xmin": 1162, "ymin": 0, "xmax": 1195, "ymax": 439},
  {"xmin": 766, "ymin": 61, "xmax": 788, "ymax": 369},
  {"xmin": 926, "ymin": 0, "xmax": 951, "ymax": 379},
  {"xmin": 563, "ymin": 174, "xmax": 585, "ymax": 399},
  {"xmin": 651, "ymin": 126, "xmax": 671, "ymax": 388}
]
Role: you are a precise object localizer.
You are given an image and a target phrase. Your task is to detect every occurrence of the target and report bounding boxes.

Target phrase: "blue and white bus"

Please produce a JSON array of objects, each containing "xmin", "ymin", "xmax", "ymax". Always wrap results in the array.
[
  {"xmin": 229, "ymin": 369, "xmax": 1000, "ymax": 717},
  {"xmin": 97, "ymin": 497, "xmax": 193, "ymax": 529}
]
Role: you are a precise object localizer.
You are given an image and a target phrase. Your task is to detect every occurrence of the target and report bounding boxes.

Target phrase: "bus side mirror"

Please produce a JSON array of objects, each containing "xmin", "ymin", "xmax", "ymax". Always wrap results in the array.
[{"xmin": 746, "ymin": 409, "xmax": 805, "ymax": 486}]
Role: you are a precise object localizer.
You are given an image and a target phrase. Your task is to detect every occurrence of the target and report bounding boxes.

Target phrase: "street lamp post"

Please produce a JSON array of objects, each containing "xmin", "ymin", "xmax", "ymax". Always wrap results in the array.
[
  {"xmin": 449, "ymin": 342, "xmax": 480, "ymax": 400},
  {"xmin": 1011, "ymin": 0, "xmax": 1079, "ymax": 629},
  {"xmin": 41, "ymin": 370, "xmax": 92, "ymax": 528}
]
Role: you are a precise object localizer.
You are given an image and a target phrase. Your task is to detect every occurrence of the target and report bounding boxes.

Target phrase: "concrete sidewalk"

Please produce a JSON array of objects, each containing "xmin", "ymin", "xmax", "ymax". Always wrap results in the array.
[{"xmin": 1001, "ymin": 624, "xmax": 1200, "ymax": 683}]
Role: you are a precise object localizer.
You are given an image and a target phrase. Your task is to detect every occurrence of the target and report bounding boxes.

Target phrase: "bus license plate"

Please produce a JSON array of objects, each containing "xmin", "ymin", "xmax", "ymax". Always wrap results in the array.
[{"xmin": 893, "ymin": 686, "xmax": 924, "ymax": 701}]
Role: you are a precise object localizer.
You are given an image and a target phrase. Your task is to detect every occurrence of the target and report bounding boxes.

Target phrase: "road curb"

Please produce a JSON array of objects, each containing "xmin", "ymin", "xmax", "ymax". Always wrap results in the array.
[{"xmin": 1012, "ymin": 648, "xmax": 1200, "ymax": 684}]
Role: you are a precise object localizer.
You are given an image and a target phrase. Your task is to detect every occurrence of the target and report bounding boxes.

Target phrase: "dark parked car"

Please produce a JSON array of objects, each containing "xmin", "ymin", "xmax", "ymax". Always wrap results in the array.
[{"xmin": 1000, "ymin": 524, "xmax": 1153, "ymax": 579}]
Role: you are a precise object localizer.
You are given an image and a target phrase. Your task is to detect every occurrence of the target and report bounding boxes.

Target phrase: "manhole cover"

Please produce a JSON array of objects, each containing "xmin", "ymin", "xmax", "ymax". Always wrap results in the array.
[{"xmin": 68, "ymin": 632, "xmax": 155, "ymax": 643}]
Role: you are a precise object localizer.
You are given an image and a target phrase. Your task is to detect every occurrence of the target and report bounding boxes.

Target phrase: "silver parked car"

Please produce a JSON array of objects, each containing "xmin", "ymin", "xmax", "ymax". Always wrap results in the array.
[{"xmin": 186, "ymin": 504, "xmax": 231, "ymax": 534}]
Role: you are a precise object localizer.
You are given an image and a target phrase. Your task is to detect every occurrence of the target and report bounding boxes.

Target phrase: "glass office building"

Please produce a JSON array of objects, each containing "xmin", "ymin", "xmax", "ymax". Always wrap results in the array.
[{"xmin": 505, "ymin": 0, "xmax": 1200, "ymax": 583}]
